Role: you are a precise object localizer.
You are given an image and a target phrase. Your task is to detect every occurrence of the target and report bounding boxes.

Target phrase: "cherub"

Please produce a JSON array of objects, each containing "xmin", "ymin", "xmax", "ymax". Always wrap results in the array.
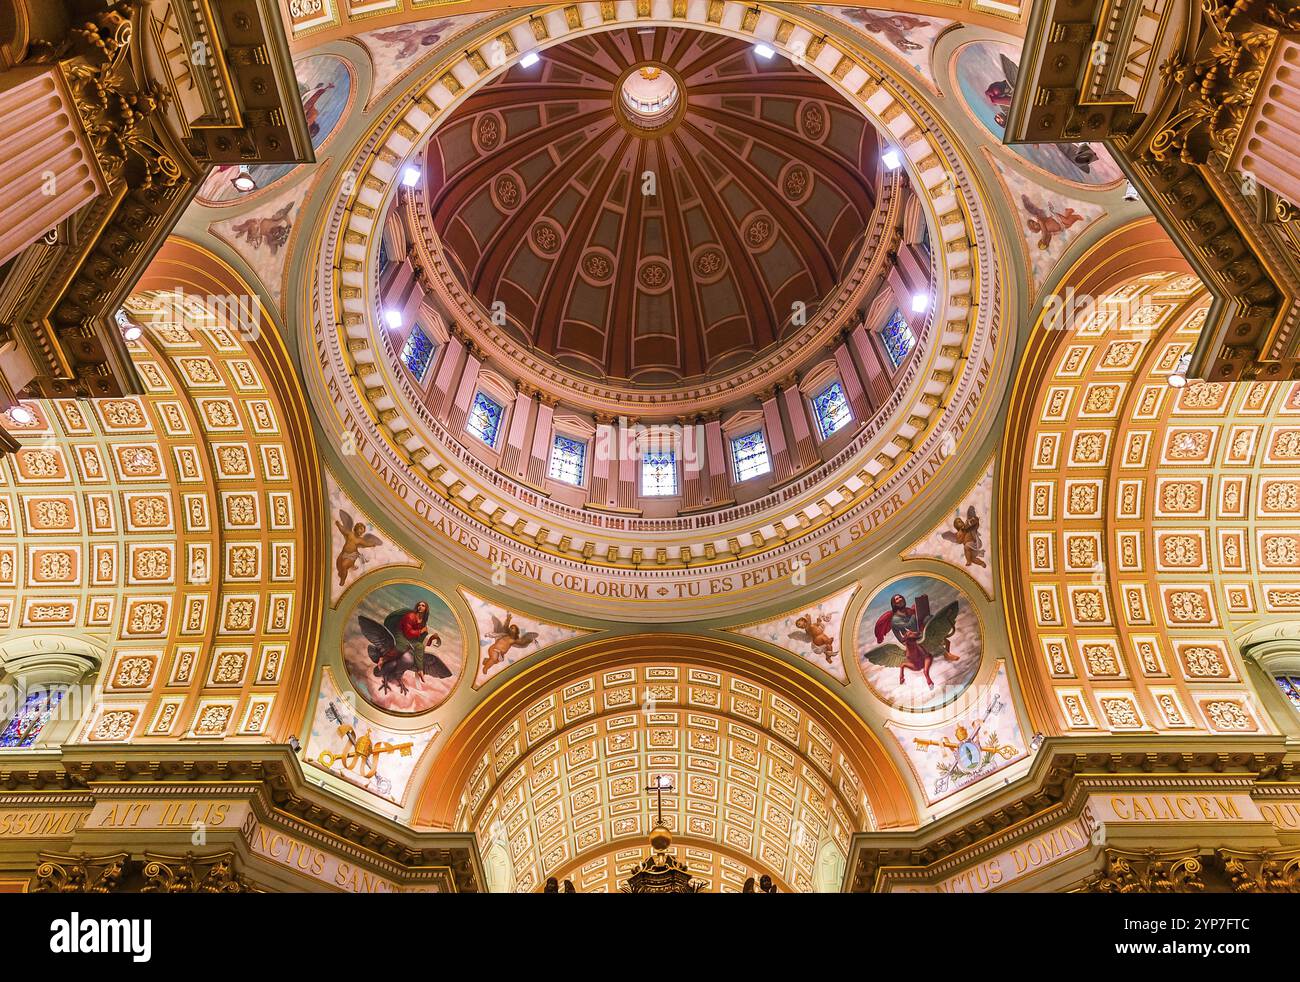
[
  {"xmin": 334, "ymin": 510, "xmax": 383, "ymax": 586},
  {"xmin": 790, "ymin": 613, "xmax": 836, "ymax": 660},
  {"xmin": 483, "ymin": 612, "xmax": 538, "ymax": 671},
  {"xmin": 371, "ymin": 22, "xmax": 453, "ymax": 59},
  {"xmin": 942, "ymin": 505, "xmax": 987, "ymax": 569},
  {"xmin": 231, "ymin": 201, "xmax": 293, "ymax": 254},
  {"xmin": 1021, "ymin": 195, "xmax": 1084, "ymax": 250}
]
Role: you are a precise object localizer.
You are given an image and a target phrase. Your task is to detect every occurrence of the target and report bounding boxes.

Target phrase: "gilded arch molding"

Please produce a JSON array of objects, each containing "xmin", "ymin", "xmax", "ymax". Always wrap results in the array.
[{"xmin": 413, "ymin": 634, "xmax": 917, "ymax": 890}]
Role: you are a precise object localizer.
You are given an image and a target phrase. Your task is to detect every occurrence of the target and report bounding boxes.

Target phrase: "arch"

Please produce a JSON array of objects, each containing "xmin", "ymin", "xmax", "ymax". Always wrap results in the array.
[
  {"xmin": 413, "ymin": 634, "xmax": 917, "ymax": 891},
  {"xmin": 998, "ymin": 219, "xmax": 1283, "ymax": 738},
  {"xmin": 997, "ymin": 219, "xmax": 1193, "ymax": 732}
]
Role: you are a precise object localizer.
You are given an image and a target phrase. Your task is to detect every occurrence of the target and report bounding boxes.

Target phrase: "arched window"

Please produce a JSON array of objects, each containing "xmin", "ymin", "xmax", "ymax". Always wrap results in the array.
[
  {"xmin": 400, "ymin": 323, "xmax": 437, "ymax": 381},
  {"xmin": 0, "ymin": 686, "xmax": 65, "ymax": 748},
  {"xmin": 549, "ymin": 434, "xmax": 587, "ymax": 486},
  {"xmin": 812, "ymin": 381, "xmax": 852, "ymax": 440},
  {"xmin": 730, "ymin": 429, "xmax": 771, "ymax": 482},
  {"xmin": 1276, "ymin": 674, "xmax": 1300, "ymax": 712},
  {"xmin": 881, "ymin": 308, "xmax": 916, "ymax": 368},
  {"xmin": 467, "ymin": 391, "xmax": 504, "ymax": 447}
]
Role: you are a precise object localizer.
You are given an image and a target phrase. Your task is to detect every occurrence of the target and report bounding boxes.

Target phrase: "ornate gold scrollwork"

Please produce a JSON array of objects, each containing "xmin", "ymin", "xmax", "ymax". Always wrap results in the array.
[
  {"xmin": 141, "ymin": 851, "xmax": 255, "ymax": 894},
  {"xmin": 1150, "ymin": 3, "xmax": 1277, "ymax": 166},
  {"xmin": 1084, "ymin": 848, "xmax": 1206, "ymax": 893},
  {"xmin": 33, "ymin": 851, "xmax": 130, "ymax": 893},
  {"xmin": 1216, "ymin": 847, "xmax": 1300, "ymax": 892}
]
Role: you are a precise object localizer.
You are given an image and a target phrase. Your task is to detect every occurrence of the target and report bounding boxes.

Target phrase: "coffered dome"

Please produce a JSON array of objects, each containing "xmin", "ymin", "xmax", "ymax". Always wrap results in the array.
[{"xmin": 419, "ymin": 27, "xmax": 882, "ymax": 384}]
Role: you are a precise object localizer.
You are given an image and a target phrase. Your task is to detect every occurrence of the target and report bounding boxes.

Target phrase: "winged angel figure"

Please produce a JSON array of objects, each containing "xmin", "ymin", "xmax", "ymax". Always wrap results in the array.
[
  {"xmin": 482, "ymin": 612, "xmax": 539, "ymax": 672},
  {"xmin": 861, "ymin": 594, "xmax": 961, "ymax": 689},
  {"xmin": 335, "ymin": 510, "xmax": 383, "ymax": 586},
  {"xmin": 941, "ymin": 505, "xmax": 987, "ymax": 569},
  {"xmin": 359, "ymin": 602, "xmax": 451, "ymax": 695}
]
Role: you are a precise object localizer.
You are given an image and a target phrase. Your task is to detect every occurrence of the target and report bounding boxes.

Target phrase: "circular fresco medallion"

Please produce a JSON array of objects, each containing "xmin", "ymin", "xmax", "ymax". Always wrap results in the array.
[
  {"xmin": 474, "ymin": 113, "xmax": 503, "ymax": 152},
  {"xmin": 855, "ymin": 574, "xmax": 982, "ymax": 712},
  {"xmin": 799, "ymin": 101, "xmax": 827, "ymax": 141},
  {"xmin": 342, "ymin": 581, "xmax": 464, "ymax": 714},
  {"xmin": 782, "ymin": 163, "xmax": 812, "ymax": 203}
]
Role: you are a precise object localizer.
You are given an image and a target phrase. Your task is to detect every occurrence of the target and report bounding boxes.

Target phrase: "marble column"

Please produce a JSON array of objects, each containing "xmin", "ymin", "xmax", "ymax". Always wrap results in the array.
[
  {"xmin": 850, "ymin": 320, "xmax": 892, "ymax": 407},
  {"xmin": 781, "ymin": 377, "xmax": 821, "ymax": 472},
  {"xmin": 588, "ymin": 414, "xmax": 618, "ymax": 509},
  {"xmin": 702, "ymin": 413, "xmax": 733, "ymax": 508},
  {"xmin": 679, "ymin": 415, "xmax": 706, "ymax": 511},
  {"xmin": 761, "ymin": 387, "xmax": 794, "ymax": 483},
  {"xmin": 1232, "ymin": 38, "xmax": 1300, "ymax": 203},
  {"xmin": 500, "ymin": 386, "xmax": 537, "ymax": 478},
  {"xmin": 431, "ymin": 331, "xmax": 466, "ymax": 423},
  {"xmin": 834, "ymin": 332, "xmax": 871, "ymax": 422},
  {"xmin": 447, "ymin": 342, "xmax": 484, "ymax": 434},
  {"xmin": 0, "ymin": 67, "xmax": 106, "ymax": 266},
  {"xmin": 523, "ymin": 395, "xmax": 557, "ymax": 489}
]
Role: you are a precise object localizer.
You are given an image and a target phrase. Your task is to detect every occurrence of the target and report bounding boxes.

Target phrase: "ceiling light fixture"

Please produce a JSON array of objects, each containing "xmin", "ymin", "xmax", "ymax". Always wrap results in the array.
[
  {"xmin": 753, "ymin": 43, "xmax": 775, "ymax": 59},
  {"xmin": 122, "ymin": 323, "xmax": 143, "ymax": 341},
  {"xmin": 910, "ymin": 293, "xmax": 929, "ymax": 314},
  {"xmin": 230, "ymin": 165, "xmax": 257, "ymax": 193},
  {"xmin": 7, "ymin": 405, "xmax": 35, "ymax": 426},
  {"xmin": 1167, "ymin": 351, "xmax": 1192, "ymax": 387},
  {"xmin": 520, "ymin": 51, "xmax": 540, "ymax": 68},
  {"xmin": 383, "ymin": 309, "xmax": 403, "ymax": 330},
  {"xmin": 882, "ymin": 148, "xmax": 902, "ymax": 170},
  {"xmin": 402, "ymin": 165, "xmax": 421, "ymax": 188}
]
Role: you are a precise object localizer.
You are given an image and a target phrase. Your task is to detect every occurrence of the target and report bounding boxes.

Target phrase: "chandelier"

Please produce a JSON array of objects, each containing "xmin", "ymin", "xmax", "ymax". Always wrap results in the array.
[{"xmin": 620, "ymin": 774, "xmax": 705, "ymax": 893}]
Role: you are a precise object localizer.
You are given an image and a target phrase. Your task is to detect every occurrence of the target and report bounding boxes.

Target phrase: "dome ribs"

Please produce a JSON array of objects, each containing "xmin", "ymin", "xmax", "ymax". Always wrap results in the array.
[
  {"xmin": 669, "ymin": 139, "xmax": 775, "ymax": 359},
  {"xmin": 532, "ymin": 127, "xmax": 635, "ymax": 360},
  {"xmin": 608, "ymin": 138, "xmax": 652, "ymax": 378},
  {"xmin": 412, "ymin": 26, "xmax": 880, "ymax": 385},
  {"xmin": 678, "ymin": 117, "xmax": 840, "ymax": 299},
  {"xmin": 650, "ymin": 137, "xmax": 710, "ymax": 376}
]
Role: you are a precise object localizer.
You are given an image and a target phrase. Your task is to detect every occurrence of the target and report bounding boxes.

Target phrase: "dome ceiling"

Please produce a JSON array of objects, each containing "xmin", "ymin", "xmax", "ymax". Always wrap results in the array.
[{"xmin": 420, "ymin": 27, "xmax": 882, "ymax": 383}]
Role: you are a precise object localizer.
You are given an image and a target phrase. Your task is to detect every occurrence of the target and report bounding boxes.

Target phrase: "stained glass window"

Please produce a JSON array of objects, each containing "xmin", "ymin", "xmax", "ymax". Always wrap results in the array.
[
  {"xmin": 1277, "ymin": 675, "xmax": 1300, "ymax": 712},
  {"xmin": 378, "ymin": 240, "xmax": 391, "ymax": 278},
  {"xmin": 731, "ymin": 430, "xmax": 771, "ymax": 482},
  {"xmin": 549, "ymin": 435, "xmax": 587, "ymax": 486},
  {"xmin": 467, "ymin": 392, "xmax": 504, "ymax": 447},
  {"xmin": 812, "ymin": 381, "xmax": 852, "ymax": 440},
  {"xmin": 0, "ymin": 688, "xmax": 64, "ymax": 749},
  {"xmin": 882, "ymin": 308, "xmax": 916, "ymax": 368},
  {"xmin": 400, "ymin": 325, "xmax": 436, "ymax": 381},
  {"xmin": 642, "ymin": 450, "xmax": 678, "ymax": 496}
]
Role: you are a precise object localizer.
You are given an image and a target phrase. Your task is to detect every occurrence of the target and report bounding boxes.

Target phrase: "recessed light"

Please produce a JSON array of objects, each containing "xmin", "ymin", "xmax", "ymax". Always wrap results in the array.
[
  {"xmin": 520, "ymin": 51, "xmax": 540, "ymax": 68},
  {"xmin": 122, "ymin": 324, "xmax": 143, "ymax": 341},
  {"xmin": 231, "ymin": 165, "xmax": 257, "ymax": 193},
  {"xmin": 881, "ymin": 149, "xmax": 902, "ymax": 170},
  {"xmin": 910, "ymin": 293, "xmax": 929, "ymax": 314},
  {"xmin": 7, "ymin": 405, "xmax": 35, "ymax": 426},
  {"xmin": 383, "ymin": 309, "xmax": 403, "ymax": 330},
  {"xmin": 401, "ymin": 165, "xmax": 421, "ymax": 188},
  {"xmin": 753, "ymin": 43, "xmax": 775, "ymax": 59}
]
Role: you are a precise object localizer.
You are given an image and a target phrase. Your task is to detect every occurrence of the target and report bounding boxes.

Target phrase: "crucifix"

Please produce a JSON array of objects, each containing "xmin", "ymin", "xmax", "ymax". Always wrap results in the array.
[{"xmin": 645, "ymin": 773, "xmax": 674, "ymax": 827}]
